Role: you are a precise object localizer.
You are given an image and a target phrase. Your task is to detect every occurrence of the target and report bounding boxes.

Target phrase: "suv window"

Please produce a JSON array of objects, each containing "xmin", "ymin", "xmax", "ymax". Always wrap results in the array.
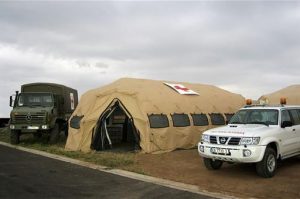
[
  {"xmin": 281, "ymin": 110, "xmax": 292, "ymax": 124},
  {"xmin": 231, "ymin": 109, "xmax": 278, "ymax": 125},
  {"xmin": 289, "ymin": 109, "xmax": 300, "ymax": 125}
]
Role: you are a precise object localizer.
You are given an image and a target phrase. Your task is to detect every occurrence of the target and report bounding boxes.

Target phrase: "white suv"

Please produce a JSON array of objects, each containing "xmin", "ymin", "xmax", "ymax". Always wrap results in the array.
[{"xmin": 198, "ymin": 105, "xmax": 300, "ymax": 178}]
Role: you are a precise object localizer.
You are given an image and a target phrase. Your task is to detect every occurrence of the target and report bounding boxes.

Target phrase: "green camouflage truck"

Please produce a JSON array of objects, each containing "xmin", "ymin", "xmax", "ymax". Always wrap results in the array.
[{"xmin": 9, "ymin": 83, "xmax": 78, "ymax": 144}]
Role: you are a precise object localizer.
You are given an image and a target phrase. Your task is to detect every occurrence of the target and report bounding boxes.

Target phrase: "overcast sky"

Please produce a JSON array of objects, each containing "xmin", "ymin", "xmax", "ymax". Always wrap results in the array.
[{"xmin": 0, "ymin": 1, "xmax": 300, "ymax": 117}]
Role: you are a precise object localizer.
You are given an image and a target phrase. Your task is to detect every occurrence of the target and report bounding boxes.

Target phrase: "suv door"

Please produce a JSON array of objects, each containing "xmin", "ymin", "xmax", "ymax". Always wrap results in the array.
[
  {"xmin": 280, "ymin": 109, "xmax": 298, "ymax": 156},
  {"xmin": 289, "ymin": 109, "xmax": 300, "ymax": 152}
]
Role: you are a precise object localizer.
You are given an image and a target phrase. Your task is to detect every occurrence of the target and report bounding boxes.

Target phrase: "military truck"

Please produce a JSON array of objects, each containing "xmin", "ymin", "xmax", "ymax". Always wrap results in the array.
[{"xmin": 9, "ymin": 83, "xmax": 78, "ymax": 144}]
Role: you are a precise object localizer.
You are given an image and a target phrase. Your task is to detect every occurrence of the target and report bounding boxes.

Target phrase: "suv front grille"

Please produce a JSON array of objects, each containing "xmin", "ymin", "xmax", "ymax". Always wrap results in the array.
[
  {"xmin": 210, "ymin": 136, "xmax": 217, "ymax": 144},
  {"xmin": 209, "ymin": 136, "xmax": 241, "ymax": 145},
  {"xmin": 228, "ymin": 137, "xmax": 241, "ymax": 145}
]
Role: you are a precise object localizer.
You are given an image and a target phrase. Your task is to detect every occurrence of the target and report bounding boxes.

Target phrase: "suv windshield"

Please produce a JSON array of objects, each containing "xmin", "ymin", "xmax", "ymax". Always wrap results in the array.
[
  {"xmin": 17, "ymin": 93, "xmax": 54, "ymax": 107},
  {"xmin": 230, "ymin": 109, "xmax": 279, "ymax": 126}
]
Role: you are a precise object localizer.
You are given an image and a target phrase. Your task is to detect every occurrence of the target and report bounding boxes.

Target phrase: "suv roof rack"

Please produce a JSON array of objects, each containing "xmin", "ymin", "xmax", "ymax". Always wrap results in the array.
[{"xmin": 243, "ymin": 104, "xmax": 286, "ymax": 108}]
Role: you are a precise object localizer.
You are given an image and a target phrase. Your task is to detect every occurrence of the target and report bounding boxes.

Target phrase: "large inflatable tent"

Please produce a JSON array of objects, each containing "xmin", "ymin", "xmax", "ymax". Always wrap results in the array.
[
  {"xmin": 258, "ymin": 85, "xmax": 300, "ymax": 105},
  {"xmin": 65, "ymin": 78, "xmax": 245, "ymax": 153}
]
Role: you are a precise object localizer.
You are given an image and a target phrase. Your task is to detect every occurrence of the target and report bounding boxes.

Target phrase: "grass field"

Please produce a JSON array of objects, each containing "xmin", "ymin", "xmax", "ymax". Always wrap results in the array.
[{"xmin": 0, "ymin": 127, "xmax": 144, "ymax": 173}]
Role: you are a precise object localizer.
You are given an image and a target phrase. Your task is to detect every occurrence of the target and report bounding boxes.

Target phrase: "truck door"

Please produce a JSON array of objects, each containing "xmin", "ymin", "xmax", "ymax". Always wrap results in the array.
[{"xmin": 280, "ymin": 110, "xmax": 299, "ymax": 156}]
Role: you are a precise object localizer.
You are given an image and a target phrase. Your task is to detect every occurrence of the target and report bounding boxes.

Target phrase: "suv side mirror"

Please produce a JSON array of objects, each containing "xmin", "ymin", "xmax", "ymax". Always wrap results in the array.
[{"xmin": 281, "ymin": 121, "xmax": 293, "ymax": 128}]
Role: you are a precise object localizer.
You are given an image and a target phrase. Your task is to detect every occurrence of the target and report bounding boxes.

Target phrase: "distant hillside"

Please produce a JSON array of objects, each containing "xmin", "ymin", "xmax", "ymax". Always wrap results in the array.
[{"xmin": 258, "ymin": 85, "xmax": 300, "ymax": 105}]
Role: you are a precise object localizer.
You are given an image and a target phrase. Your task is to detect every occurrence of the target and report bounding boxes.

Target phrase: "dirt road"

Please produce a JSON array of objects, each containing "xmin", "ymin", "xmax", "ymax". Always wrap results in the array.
[{"xmin": 136, "ymin": 149, "xmax": 300, "ymax": 199}]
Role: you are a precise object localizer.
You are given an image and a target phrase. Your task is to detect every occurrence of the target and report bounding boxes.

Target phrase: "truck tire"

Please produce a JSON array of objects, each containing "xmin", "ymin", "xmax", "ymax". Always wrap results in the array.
[
  {"xmin": 63, "ymin": 123, "xmax": 68, "ymax": 137},
  {"xmin": 203, "ymin": 158, "xmax": 223, "ymax": 170},
  {"xmin": 10, "ymin": 130, "xmax": 20, "ymax": 145},
  {"xmin": 49, "ymin": 123, "xmax": 60, "ymax": 144},
  {"xmin": 256, "ymin": 147, "xmax": 277, "ymax": 178}
]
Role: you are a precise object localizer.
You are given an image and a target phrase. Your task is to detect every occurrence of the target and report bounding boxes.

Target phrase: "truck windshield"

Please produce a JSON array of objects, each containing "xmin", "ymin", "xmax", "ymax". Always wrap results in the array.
[
  {"xmin": 230, "ymin": 109, "xmax": 279, "ymax": 126},
  {"xmin": 17, "ymin": 93, "xmax": 54, "ymax": 107}
]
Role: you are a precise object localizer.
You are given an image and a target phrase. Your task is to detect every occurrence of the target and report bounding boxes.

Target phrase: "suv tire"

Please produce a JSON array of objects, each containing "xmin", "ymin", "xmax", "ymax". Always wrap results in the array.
[
  {"xmin": 256, "ymin": 147, "xmax": 277, "ymax": 178},
  {"xmin": 203, "ymin": 158, "xmax": 223, "ymax": 170},
  {"xmin": 10, "ymin": 130, "xmax": 20, "ymax": 144}
]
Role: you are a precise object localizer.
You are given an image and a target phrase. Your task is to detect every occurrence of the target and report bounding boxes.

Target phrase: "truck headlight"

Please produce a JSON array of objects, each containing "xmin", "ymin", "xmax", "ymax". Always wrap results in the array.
[
  {"xmin": 240, "ymin": 137, "xmax": 260, "ymax": 145},
  {"xmin": 10, "ymin": 125, "xmax": 15, "ymax": 129},
  {"xmin": 42, "ymin": 125, "xmax": 48, "ymax": 129},
  {"xmin": 201, "ymin": 134, "xmax": 210, "ymax": 143}
]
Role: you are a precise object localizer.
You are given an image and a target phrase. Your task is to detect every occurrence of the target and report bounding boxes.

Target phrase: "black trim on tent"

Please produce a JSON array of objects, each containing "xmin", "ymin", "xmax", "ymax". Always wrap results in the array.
[
  {"xmin": 148, "ymin": 114, "xmax": 169, "ymax": 128},
  {"xmin": 209, "ymin": 113, "xmax": 225, "ymax": 125},
  {"xmin": 224, "ymin": 113, "xmax": 234, "ymax": 123},
  {"xmin": 70, "ymin": 115, "xmax": 84, "ymax": 129},
  {"xmin": 191, "ymin": 113, "xmax": 208, "ymax": 126},
  {"xmin": 171, "ymin": 113, "xmax": 190, "ymax": 127}
]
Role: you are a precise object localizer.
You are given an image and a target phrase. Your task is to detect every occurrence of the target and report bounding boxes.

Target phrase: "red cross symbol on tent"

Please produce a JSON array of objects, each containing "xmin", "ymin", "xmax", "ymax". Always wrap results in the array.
[{"xmin": 174, "ymin": 85, "xmax": 190, "ymax": 92}]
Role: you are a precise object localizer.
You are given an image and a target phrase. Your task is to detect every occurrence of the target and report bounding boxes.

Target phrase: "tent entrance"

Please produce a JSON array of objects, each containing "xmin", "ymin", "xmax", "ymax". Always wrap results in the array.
[{"xmin": 91, "ymin": 101, "xmax": 140, "ymax": 152}]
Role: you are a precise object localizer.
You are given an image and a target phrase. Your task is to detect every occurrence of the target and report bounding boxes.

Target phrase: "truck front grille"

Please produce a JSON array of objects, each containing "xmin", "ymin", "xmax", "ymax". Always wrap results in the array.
[{"xmin": 12, "ymin": 112, "xmax": 46, "ymax": 124}]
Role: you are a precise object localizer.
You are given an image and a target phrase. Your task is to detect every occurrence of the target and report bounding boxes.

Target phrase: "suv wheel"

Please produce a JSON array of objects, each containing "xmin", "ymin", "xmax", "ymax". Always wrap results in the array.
[
  {"xmin": 203, "ymin": 158, "xmax": 223, "ymax": 170},
  {"xmin": 256, "ymin": 147, "xmax": 277, "ymax": 178},
  {"xmin": 10, "ymin": 130, "xmax": 20, "ymax": 144}
]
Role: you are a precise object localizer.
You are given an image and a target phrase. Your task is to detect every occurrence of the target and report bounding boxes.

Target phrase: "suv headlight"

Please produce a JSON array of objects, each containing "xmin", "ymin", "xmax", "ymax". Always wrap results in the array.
[
  {"xmin": 201, "ymin": 134, "xmax": 210, "ymax": 143},
  {"xmin": 240, "ymin": 137, "xmax": 260, "ymax": 145}
]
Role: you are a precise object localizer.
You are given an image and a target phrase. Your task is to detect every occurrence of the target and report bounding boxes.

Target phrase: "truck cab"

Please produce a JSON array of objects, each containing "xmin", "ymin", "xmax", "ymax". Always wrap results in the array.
[{"xmin": 9, "ymin": 83, "xmax": 78, "ymax": 144}]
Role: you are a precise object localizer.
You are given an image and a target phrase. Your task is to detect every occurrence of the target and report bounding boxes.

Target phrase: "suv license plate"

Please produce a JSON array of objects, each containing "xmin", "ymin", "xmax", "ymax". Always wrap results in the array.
[{"xmin": 210, "ymin": 147, "xmax": 231, "ymax": 155}]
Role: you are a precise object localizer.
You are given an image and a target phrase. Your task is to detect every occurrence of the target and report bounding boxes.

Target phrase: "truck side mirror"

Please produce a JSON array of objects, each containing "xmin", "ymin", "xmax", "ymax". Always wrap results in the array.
[
  {"xmin": 9, "ymin": 96, "xmax": 13, "ymax": 107},
  {"xmin": 281, "ymin": 121, "xmax": 293, "ymax": 128}
]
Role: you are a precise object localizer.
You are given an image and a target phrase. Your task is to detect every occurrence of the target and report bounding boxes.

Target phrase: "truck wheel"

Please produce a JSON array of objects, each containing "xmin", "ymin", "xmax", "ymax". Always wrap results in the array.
[
  {"xmin": 10, "ymin": 130, "xmax": 20, "ymax": 145},
  {"xmin": 256, "ymin": 147, "xmax": 277, "ymax": 178},
  {"xmin": 49, "ymin": 123, "xmax": 60, "ymax": 144},
  {"xmin": 203, "ymin": 158, "xmax": 223, "ymax": 170},
  {"xmin": 64, "ymin": 125, "xmax": 68, "ymax": 137}
]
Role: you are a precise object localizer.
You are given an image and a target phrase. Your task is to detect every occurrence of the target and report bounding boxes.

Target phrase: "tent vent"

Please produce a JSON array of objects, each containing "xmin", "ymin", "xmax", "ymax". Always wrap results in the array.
[
  {"xmin": 148, "ymin": 114, "xmax": 169, "ymax": 128},
  {"xmin": 191, "ymin": 113, "xmax": 208, "ymax": 126},
  {"xmin": 171, "ymin": 113, "xmax": 190, "ymax": 127},
  {"xmin": 70, "ymin": 115, "xmax": 84, "ymax": 129}
]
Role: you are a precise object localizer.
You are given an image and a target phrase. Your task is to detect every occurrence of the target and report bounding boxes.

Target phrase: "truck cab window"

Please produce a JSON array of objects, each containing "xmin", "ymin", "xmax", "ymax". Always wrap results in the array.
[{"xmin": 17, "ymin": 93, "xmax": 54, "ymax": 107}]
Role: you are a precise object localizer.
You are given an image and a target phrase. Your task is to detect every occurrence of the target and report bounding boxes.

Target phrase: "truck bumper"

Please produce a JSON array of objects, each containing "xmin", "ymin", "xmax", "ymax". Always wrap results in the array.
[
  {"xmin": 198, "ymin": 142, "xmax": 266, "ymax": 163},
  {"xmin": 10, "ymin": 124, "xmax": 50, "ymax": 132}
]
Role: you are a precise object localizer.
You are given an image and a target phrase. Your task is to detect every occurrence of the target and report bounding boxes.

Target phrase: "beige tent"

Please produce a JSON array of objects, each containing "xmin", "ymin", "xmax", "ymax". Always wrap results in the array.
[
  {"xmin": 65, "ymin": 78, "xmax": 245, "ymax": 153},
  {"xmin": 258, "ymin": 85, "xmax": 300, "ymax": 105}
]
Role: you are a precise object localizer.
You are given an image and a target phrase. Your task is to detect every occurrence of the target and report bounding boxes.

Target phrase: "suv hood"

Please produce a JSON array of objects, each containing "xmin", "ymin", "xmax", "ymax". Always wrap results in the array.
[{"xmin": 205, "ymin": 124, "xmax": 272, "ymax": 137}]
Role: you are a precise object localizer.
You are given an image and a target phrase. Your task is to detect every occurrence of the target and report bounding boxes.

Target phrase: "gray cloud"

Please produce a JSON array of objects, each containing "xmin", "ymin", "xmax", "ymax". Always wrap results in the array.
[{"xmin": 0, "ymin": 1, "xmax": 300, "ymax": 117}]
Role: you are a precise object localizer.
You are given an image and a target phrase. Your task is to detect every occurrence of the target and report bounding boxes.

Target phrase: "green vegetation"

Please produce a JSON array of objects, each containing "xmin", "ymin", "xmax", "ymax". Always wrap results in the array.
[{"xmin": 0, "ymin": 127, "xmax": 144, "ymax": 173}]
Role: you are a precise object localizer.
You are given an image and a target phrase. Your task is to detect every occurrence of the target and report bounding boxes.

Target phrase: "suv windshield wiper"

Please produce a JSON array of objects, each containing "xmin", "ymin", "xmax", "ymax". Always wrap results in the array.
[
  {"xmin": 248, "ymin": 121, "xmax": 269, "ymax": 126},
  {"xmin": 230, "ymin": 121, "xmax": 245, "ymax": 124}
]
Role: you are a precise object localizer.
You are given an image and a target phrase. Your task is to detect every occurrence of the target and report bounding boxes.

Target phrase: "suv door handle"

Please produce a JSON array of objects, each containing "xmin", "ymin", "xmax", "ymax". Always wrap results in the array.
[{"xmin": 292, "ymin": 129, "xmax": 296, "ymax": 131}]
